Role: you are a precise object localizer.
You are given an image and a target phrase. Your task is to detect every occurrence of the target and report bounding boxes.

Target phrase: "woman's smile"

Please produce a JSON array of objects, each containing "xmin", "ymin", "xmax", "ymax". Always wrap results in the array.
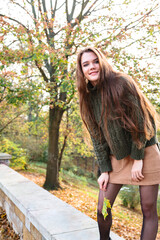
[{"xmin": 89, "ymin": 71, "xmax": 99, "ymax": 75}]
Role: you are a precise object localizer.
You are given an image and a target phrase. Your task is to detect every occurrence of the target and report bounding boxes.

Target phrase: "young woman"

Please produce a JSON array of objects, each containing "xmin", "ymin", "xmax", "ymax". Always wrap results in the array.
[{"xmin": 76, "ymin": 46, "xmax": 160, "ymax": 240}]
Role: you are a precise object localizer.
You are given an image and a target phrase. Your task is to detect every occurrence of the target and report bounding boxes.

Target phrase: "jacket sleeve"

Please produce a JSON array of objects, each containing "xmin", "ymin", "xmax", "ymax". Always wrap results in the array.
[
  {"xmin": 130, "ymin": 141, "xmax": 146, "ymax": 160},
  {"xmin": 128, "ymin": 94, "xmax": 148, "ymax": 160},
  {"xmin": 88, "ymin": 124, "xmax": 112, "ymax": 172}
]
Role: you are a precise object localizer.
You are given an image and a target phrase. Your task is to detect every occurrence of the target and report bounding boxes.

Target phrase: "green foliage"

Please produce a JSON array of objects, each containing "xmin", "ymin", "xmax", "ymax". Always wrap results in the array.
[
  {"xmin": 59, "ymin": 97, "xmax": 94, "ymax": 161},
  {"xmin": 157, "ymin": 130, "xmax": 160, "ymax": 142},
  {"xmin": 0, "ymin": 138, "xmax": 28, "ymax": 170},
  {"xmin": 60, "ymin": 168, "xmax": 98, "ymax": 188},
  {"xmin": 62, "ymin": 163, "xmax": 97, "ymax": 181},
  {"xmin": 26, "ymin": 161, "xmax": 47, "ymax": 175},
  {"xmin": 157, "ymin": 197, "xmax": 160, "ymax": 217},
  {"xmin": 3, "ymin": 109, "xmax": 49, "ymax": 164},
  {"xmin": 19, "ymin": 136, "xmax": 48, "ymax": 163},
  {"xmin": 0, "ymin": 72, "xmax": 42, "ymax": 108},
  {"xmin": 119, "ymin": 185, "xmax": 140, "ymax": 209}
]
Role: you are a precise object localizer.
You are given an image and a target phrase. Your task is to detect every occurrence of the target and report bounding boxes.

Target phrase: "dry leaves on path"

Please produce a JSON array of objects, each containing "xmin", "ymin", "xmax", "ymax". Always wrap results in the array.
[
  {"xmin": 20, "ymin": 171, "xmax": 160, "ymax": 240},
  {"xmin": 0, "ymin": 207, "xmax": 20, "ymax": 240},
  {"xmin": 1, "ymin": 170, "xmax": 159, "ymax": 239}
]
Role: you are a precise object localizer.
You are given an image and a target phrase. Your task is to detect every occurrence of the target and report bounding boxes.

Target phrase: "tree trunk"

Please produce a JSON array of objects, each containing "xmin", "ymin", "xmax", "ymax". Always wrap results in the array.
[
  {"xmin": 58, "ymin": 134, "xmax": 67, "ymax": 170},
  {"xmin": 43, "ymin": 106, "xmax": 64, "ymax": 190},
  {"xmin": 92, "ymin": 157, "xmax": 95, "ymax": 173},
  {"xmin": 85, "ymin": 158, "xmax": 87, "ymax": 171},
  {"xmin": 77, "ymin": 157, "xmax": 79, "ymax": 168}
]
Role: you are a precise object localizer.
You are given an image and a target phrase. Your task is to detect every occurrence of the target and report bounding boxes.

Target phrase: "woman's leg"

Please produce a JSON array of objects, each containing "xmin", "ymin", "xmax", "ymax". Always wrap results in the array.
[
  {"xmin": 97, "ymin": 183, "xmax": 123, "ymax": 240},
  {"xmin": 139, "ymin": 184, "xmax": 159, "ymax": 240}
]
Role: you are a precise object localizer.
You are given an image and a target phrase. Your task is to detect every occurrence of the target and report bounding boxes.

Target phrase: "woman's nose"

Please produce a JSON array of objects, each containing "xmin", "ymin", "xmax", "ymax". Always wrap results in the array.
[{"xmin": 89, "ymin": 63, "xmax": 95, "ymax": 69}]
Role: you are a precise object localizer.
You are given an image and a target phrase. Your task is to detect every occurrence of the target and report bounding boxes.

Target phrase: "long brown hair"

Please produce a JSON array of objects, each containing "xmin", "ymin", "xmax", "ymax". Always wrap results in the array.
[{"xmin": 76, "ymin": 46, "xmax": 157, "ymax": 149}]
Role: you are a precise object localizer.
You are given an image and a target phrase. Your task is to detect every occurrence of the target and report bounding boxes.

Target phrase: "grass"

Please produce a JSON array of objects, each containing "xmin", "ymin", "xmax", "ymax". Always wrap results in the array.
[
  {"xmin": 61, "ymin": 169, "xmax": 99, "ymax": 199},
  {"xmin": 26, "ymin": 161, "xmax": 47, "ymax": 174},
  {"xmin": 27, "ymin": 161, "xmax": 99, "ymax": 192}
]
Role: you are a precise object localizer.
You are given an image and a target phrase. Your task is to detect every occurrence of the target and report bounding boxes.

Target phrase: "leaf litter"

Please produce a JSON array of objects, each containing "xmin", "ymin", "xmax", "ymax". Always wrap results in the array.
[{"xmin": 0, "ymin": 171, "xmax": 159, "ymax": 240}]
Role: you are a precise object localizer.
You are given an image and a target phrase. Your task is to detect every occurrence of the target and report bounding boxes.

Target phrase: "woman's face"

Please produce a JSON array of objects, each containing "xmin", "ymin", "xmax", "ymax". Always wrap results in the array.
[{"xmin": 81, "ymin": 51, "xmax": 100, "ymax": 86}]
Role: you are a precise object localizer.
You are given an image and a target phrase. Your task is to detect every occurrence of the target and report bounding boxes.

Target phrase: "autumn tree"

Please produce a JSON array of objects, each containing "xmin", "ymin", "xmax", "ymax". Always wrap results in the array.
[
  {"xmin": 59, "ymin": 95, "xmax": 96, "ymax": 174},
  {"xmin": 0, "ymin": 64, "xmax": 43, "ymax": 134},
  {"xmin": 0, "ymin": 0, "xmax": 107, "ymax": 189},
  {"xmin": 0, "ymin": 0, "xmax": 160, "ymax": 189}
]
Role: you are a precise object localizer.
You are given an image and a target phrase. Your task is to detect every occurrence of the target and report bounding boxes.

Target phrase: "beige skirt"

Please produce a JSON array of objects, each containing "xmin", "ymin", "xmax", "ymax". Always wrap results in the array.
[{"xmin": 109, "ymin": 144, "xmax": 160, "ymax": 185}]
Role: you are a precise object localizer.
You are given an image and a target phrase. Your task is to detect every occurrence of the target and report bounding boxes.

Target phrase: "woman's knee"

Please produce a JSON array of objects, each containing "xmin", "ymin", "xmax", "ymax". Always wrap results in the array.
[{"xmin": 141, "ymin": 201, "xmax": 157, "ymax": 218}]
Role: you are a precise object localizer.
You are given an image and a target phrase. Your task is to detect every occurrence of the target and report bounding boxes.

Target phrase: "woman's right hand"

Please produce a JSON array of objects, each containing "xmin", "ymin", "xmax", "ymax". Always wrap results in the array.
[
  {"xmin": 97, "ymin": 172, "xmax": 109, "ymax": 191},
  {"xmin": 131, "ymin": 159, "xmax": 144, "ymax": 182}
]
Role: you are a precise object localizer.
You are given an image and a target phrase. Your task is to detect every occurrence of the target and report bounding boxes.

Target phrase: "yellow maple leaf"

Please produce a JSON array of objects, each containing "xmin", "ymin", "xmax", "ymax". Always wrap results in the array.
[{"xmin": 102, "ymin": 197, "xmax": 111, "ymax": 220}]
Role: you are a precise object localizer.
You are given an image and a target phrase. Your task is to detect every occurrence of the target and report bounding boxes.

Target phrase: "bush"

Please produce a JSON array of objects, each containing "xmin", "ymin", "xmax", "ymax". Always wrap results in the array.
[
  {"xmin": 157, "ymin": 197, "xmax": 160, "ymax": 218},
  {"xmin": 16, "ymin": 136, "xmax": 48, "ymax": 163},
  {"xmin": 119, "ymin": 185, "xmax": 140, "ymax": 209},
  {"xmin": 0, "ymin": 138, "xmax": 28, "ymax": 170}
]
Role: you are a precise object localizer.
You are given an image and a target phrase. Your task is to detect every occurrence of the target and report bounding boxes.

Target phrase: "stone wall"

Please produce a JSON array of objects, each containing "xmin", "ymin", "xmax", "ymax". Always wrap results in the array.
[
  {"xmin": 0, "ymin": 189, "xmax": 42, "ymax": 239},
  {"xmin": 0, "ymin": 164, "xmax": 124, "ymax": 240}
]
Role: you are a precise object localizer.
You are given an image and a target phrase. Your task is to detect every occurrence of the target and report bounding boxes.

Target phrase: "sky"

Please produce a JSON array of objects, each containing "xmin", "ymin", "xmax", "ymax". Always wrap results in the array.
[{"xmin": 0, "ymin": 0, "xmax": 159, "ymax": 75}]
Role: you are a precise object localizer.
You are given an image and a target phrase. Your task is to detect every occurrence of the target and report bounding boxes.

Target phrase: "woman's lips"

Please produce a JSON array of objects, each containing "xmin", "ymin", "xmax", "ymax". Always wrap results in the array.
[{"xmin": 89, "ymin": 71, "xmax": 98, "ymax": 75}]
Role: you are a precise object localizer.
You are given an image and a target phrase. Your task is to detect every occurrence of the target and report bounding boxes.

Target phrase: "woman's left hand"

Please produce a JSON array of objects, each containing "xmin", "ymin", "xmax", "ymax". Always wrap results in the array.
[{"xmin": 131, "ymin": 159, "xmax": 144, "ymax": 182}]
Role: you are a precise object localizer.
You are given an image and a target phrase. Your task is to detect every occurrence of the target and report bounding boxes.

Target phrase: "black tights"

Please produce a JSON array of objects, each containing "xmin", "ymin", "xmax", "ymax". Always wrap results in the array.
[{"xmin": 97, "ymin": 183, "xmax": 159, "ymax": 240}]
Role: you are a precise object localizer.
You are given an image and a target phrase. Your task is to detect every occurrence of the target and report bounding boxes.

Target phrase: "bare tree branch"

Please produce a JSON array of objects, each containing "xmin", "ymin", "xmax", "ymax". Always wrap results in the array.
[
  {"xmin": 6, "ymin": 40, "xmax": 18, "ymax": 48},
  {"xmin": 0, "ymin": 86, "xmax": 7, "ymax": 104},
  {"xmin": 0, "ymin": 14, "xmax": 29, "ymax": 32},
  {"xmin": 66, "ymin": 0, "xmax": 76, "ymax": 23},
  {"xmin": 37, "ymin": 0, "xmax": 50, "ymax": 42},
  {"xmin": 54, "ymin": 1, "xmax": 65, "ymax": 12},
  {"xmin": 31, "ymin": 0, "xmax": 37, "ymax": 20},
  {"xmin": 35, "ymin": 60, "xmax": 48, "ymax": 82},
  {"xmin": 118, "ymin": 30, "xmax": 160, "ymax": 51},
  {"xmin": 124, "ymin": 4, "xmax": 159, "ymax": 31},
  {"xmin": 96, "ymin": 4, "xmax": 160, "ymax": 50},
  {"xmin": 111, "ymin": 6, "xmax": 159, "ymax": 44},
  {"xmin": 70, "ymin": 0, "xmax": 101, "ymax": 28},
  {"xmin": 42, "ymin": 0, "xmax": 49, "ymax": 23},
  {"xmin": 0, "ymin": 109, "xmax": 28, "ymax": 133},
  {"xmin": 65, "ymin": 0, "xmax": 69, "ymax": 21},
  {"xmin": 10, "ymin": 0, "xmax": 37, "ymax": 25},
  {"xmin": 58, "ymin": 109, "xmax": 70, "ymax": 168},
  {"xmin": 69, "ymin": 0, "xmax": 76, "ymax": 22},
  {"xmin": 76, "ymin": 0, "xmax": 89, "ymax": 23},
  {"xmin": 50, "ymin": 0, "xmax": 57, "ymax": 19}
]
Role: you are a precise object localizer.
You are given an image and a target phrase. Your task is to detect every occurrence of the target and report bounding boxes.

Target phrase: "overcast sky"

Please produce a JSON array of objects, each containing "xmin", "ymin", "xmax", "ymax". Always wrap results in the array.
[{"xmin": 0, "ymin": 0, "xmax": 159, "ymax": 72}]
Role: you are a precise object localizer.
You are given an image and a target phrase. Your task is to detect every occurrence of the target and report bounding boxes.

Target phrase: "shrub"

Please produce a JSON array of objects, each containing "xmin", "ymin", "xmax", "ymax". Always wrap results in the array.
[
  {"xmin": 17, "ymin": 136, "xmax": 48, "ymax": 163},
  {"xmin": 119, "ymin": 185, "xmax": 140, "ymax": 209},
  {"xmin": 157, "ymin": 197, "xmax": 160, "ymax": 218},
  {"xmin": 0, "ymin": 138, "xmax": 28, "ymax": 170}
]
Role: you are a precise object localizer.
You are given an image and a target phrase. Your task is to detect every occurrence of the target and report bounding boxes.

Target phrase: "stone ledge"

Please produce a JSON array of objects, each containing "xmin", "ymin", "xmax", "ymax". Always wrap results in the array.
[
  {"xmin": 0, "ymin": 153, "xmax": 12, "ymax": 166},
  {"xmin": 0, "ymin": 153, "xmax": 12, "ymax": 160},
  {"xmin": 0, "ymin": 164, "xmax": 124, "ymax": 240}
]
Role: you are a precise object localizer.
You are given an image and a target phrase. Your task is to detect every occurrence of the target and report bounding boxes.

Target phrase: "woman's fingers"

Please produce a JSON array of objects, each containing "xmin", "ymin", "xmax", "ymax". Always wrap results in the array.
[
  {"xmin": 97, "ymin": 172, "xmax": 109, "ymax": 191},
  {"xmin": 102, "ymin": 179, "xmax": 108, "ymax": 191},
  {"xmin": 98, "ymin": 177, "xmax": 107, "ymax": 190},
  {"xmin": 132, "ymin": 171, "xmax": 144, "ymax": 181},
  {"xmin": 131, "ymin": 159, "xmax": 144, "ymax": 182}
]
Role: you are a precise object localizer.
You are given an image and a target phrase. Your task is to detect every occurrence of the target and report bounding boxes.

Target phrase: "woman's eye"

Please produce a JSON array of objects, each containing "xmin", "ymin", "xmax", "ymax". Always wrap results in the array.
[{"xmin": 83, "ymin": 64, "xmax": 88, "ymax": 67}]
